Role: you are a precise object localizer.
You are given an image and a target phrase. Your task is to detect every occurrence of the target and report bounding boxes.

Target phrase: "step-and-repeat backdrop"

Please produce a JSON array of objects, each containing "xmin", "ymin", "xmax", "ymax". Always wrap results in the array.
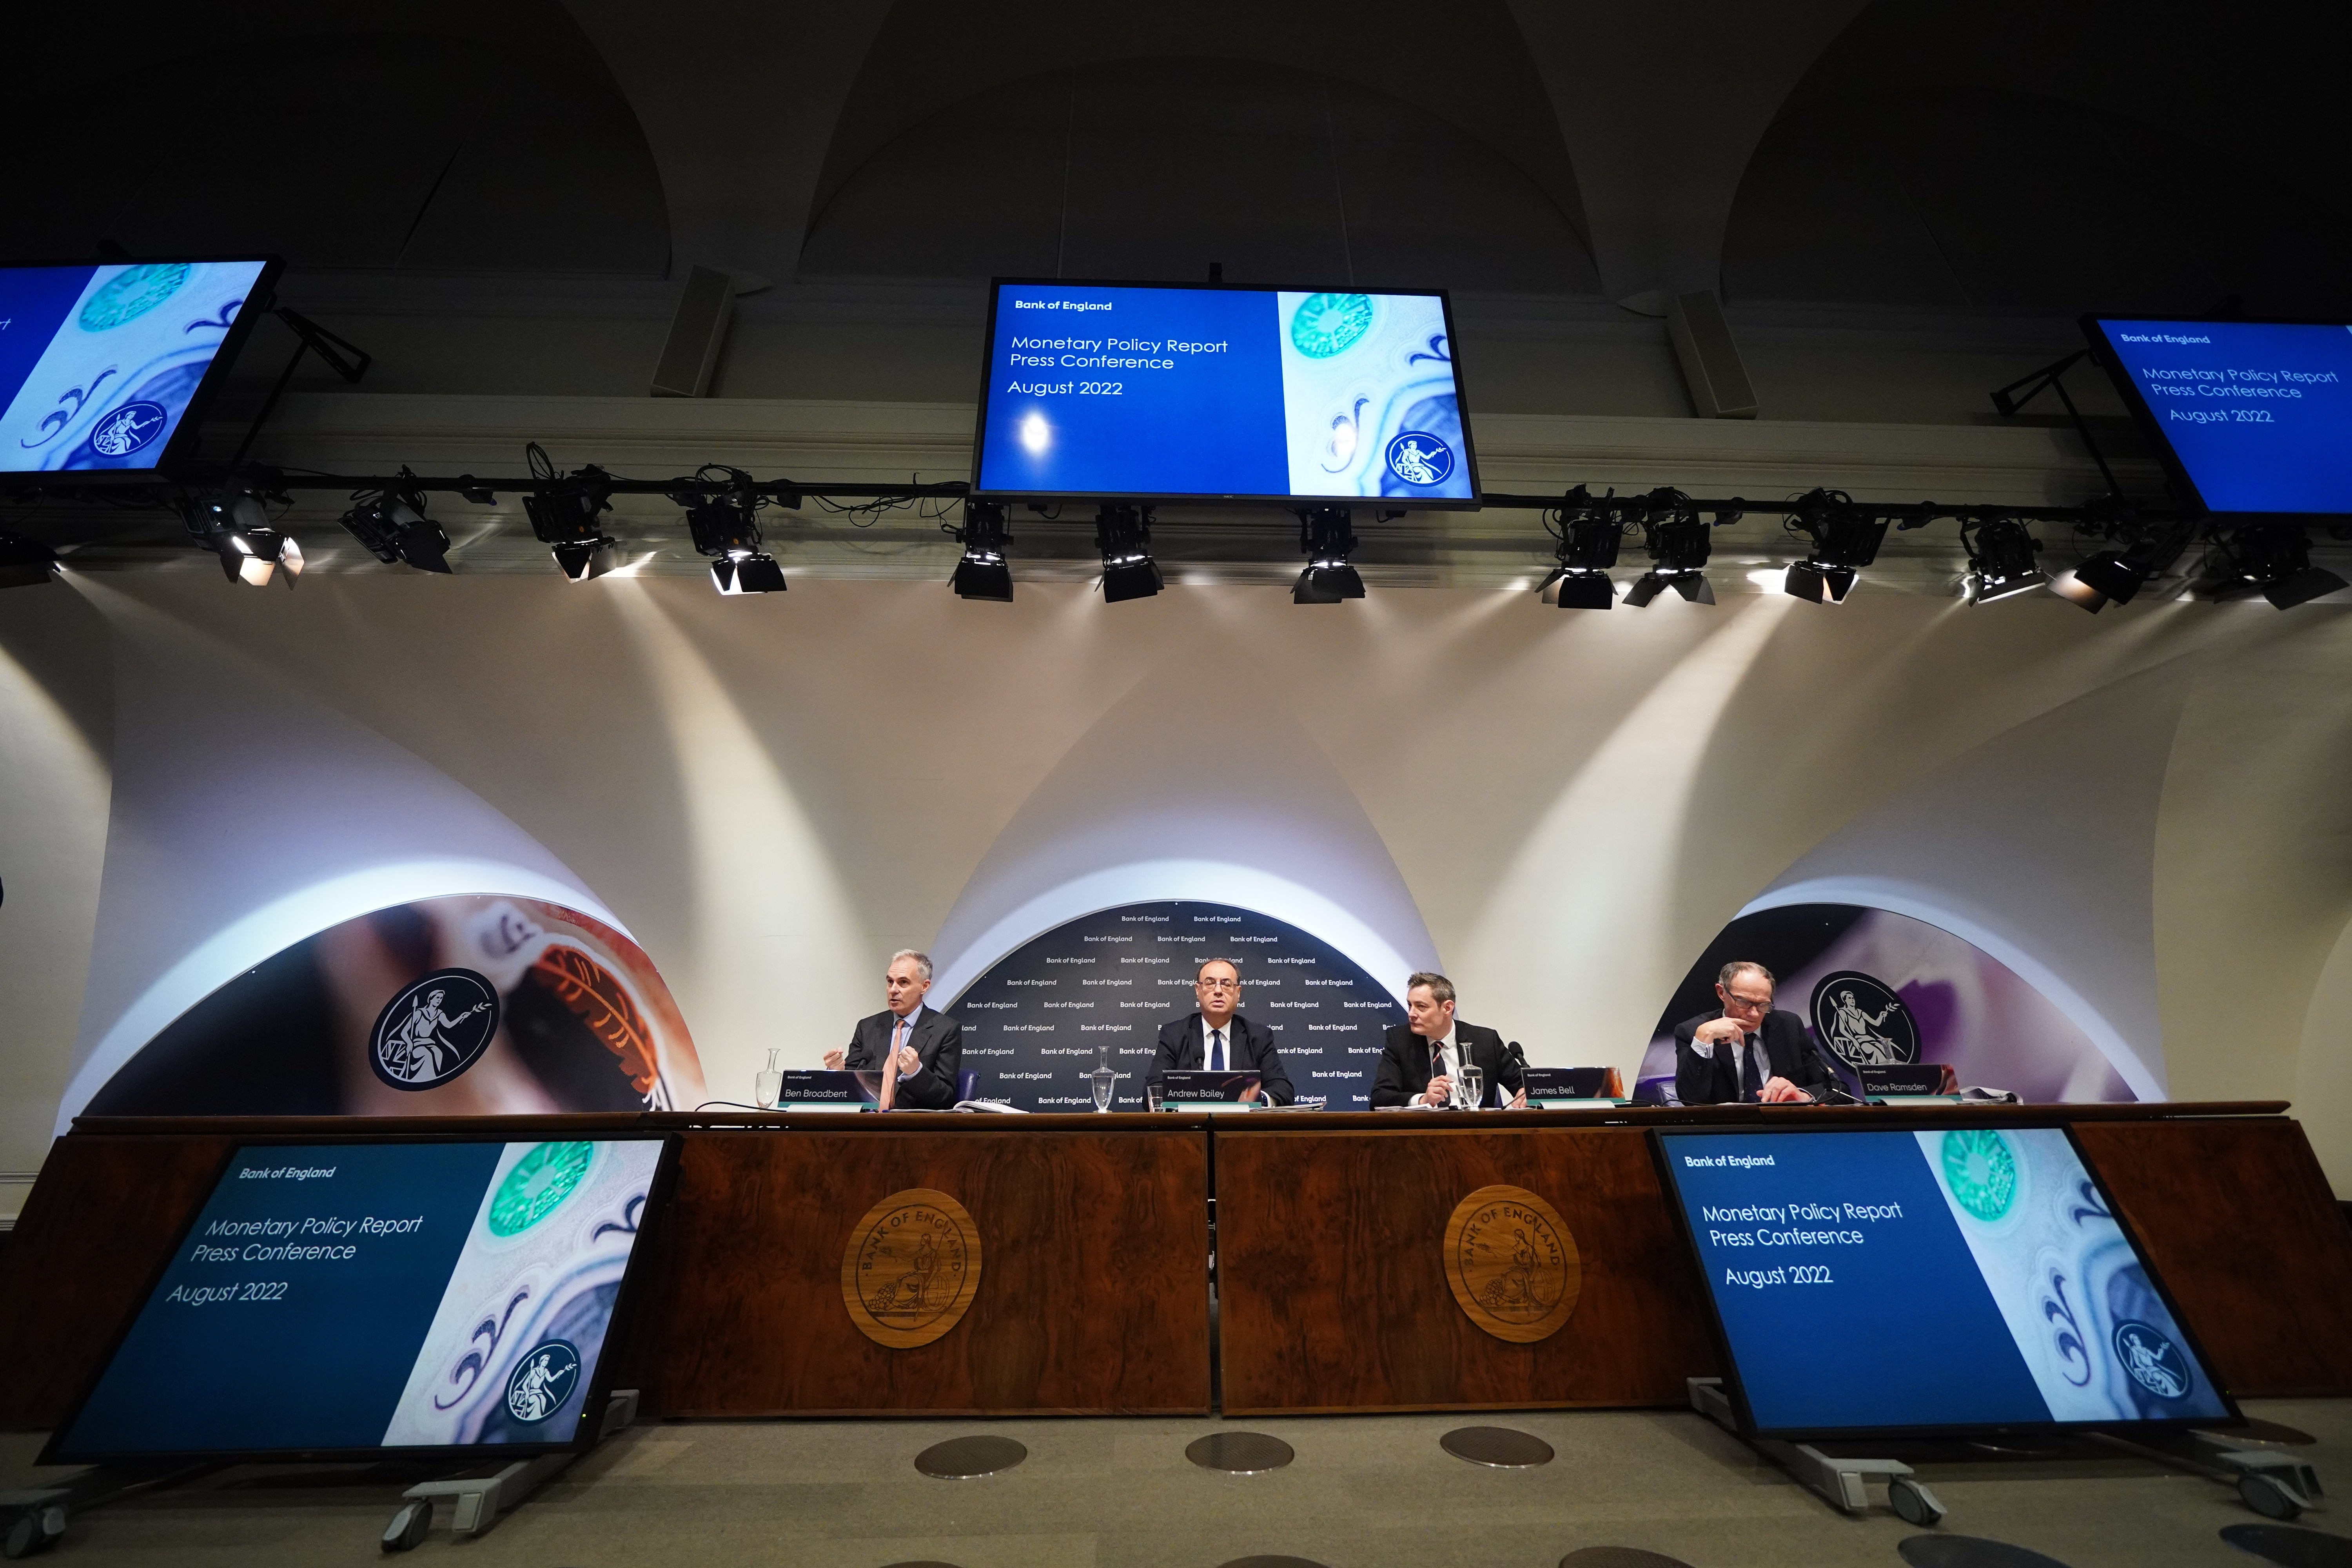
[{"xmin": 945, "ymin": 900, "xmax": 1407, "ymax": 1111}]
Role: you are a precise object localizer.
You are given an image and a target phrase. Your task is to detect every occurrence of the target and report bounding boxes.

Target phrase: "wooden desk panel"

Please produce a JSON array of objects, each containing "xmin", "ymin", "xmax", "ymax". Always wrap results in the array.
[
  {"xmin": 621, "ymin": 1125, "xmax": 1210, "ymax": 1416},
  {"xmin": 2076, "ymin": 1116, "xmax": 2352, "ymax": 1397},
  {"xmin": 1214, "ymin": 1125, "xmax": 1718, "ymax": 1414}
]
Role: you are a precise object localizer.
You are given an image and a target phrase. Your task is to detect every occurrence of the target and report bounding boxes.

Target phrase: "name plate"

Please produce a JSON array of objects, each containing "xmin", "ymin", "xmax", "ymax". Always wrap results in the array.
[
  {"xmin": 773, "ymin": 1069, "xmax": 880, "ymax": 1112},
  {"xmin": 1158, "ymin": 1070, "xmax": 1260, "ymax": 1111},
  {"xmin": 1521, "ymin": 1067, "xmax": 1613, "ymax": 1109},
  {"xmin": 1857, "ymin": 1063, "xmax": 1952, "ymax": 1097}
]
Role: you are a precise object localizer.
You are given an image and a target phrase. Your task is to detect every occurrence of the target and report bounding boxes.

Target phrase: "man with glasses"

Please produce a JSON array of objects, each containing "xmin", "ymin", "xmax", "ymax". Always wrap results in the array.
[
  {"xmin": 1147, "ymin": 958, "xmax": 1294, "ymax": 1105},
  {"xmin": 1673, "ymin": 960, "xmax": 1830, "ymax": 1105},
  {"xmin": 824, "ymin": 949, "xmax": 963, "ymax": 1110}
]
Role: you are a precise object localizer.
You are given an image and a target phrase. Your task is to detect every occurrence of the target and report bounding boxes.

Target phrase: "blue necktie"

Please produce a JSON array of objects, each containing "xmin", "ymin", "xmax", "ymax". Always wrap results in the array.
[
  {"xmin": 1209, "ymin": 1028, "xmax": 1226, "ymax": 1072},
  {"xmin": 1739, "ymin": 1033, "xmax": 1764, "ymax": 1101}
]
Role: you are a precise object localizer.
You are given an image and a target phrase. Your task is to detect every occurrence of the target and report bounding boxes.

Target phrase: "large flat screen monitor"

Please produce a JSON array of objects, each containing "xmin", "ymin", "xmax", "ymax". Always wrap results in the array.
[
  {"xmin": 0, "ymin": 257, "xmax": 279, "ymax": 475},
  {"xmin": 44, "ymin": 1136, "xmax": 674, "ymax": 1462},
  {"xmin": 973, "ymin": 279, "xmax": 1478, "ymax": 506},
  {"xmin": 2085, "ymin": 315, "xmax": 2352, "ymax": 517},
  {"xmin": 1655, "ymin": 1125, "xmax": 2235, "ymax": 1438}
]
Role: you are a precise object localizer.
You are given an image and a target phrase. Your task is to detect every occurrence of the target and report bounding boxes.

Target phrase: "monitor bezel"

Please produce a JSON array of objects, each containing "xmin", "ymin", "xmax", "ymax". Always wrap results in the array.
[
  {"xmin": 2080, "ymin": 312, "xmax": 2352, "ymax": 523},
  {"xmin": 39, "ymin": 1131, "xmax": 679, "ymax": 1466},
  {"xmin": 1650, "ymin": 1118, "xmax": 2245, "ymax": 1443},
  {"xmin": 971, "ymin": 276, "xmax": 1483, "ymax": 509},
  {"xmin": 0, "ymin": 254, "xmax": 285, "ymax": 481}
]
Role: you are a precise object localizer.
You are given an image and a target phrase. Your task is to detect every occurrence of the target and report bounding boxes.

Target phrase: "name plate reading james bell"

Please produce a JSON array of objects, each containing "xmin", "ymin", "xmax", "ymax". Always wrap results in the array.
[
  {"xmin": 840, "ymin": 1188, "xmax": 983, "ymax": 1349},
  {"xmin": 1441, "ymin": 1184, "xmax": 1583, "ymax": 1344}
]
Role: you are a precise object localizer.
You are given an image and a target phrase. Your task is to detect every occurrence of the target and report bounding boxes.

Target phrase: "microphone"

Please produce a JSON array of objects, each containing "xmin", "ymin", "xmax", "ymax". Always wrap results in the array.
[{"xmin": 1805, "ymin": 1031, "xmax": 1861, "ymax": 1104}]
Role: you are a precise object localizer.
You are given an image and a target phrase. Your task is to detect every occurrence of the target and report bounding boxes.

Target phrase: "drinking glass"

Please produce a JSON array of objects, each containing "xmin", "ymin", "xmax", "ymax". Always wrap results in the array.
[
  {"xmin": 1457, "ymin": 1065, "xmax": 1486, "ymax": 1111},
  {"xmin": 1147, "ymin": 1082, "xmax": 1166, "ymax": 1113},
  {"xmin": 1090, "ymin": 1067, "xmax": 1116, "ymax": 1112},
  {"xmin": 754, "ymin": 1048, "xmax": 783, "ymax": 1111}
]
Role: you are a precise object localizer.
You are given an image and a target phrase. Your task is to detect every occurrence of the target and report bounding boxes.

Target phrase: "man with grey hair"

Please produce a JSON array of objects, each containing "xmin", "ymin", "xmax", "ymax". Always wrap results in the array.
[
  {"xmin": 1371, "ymin": 971, "xmax": 1525, "ymax": 1109},
  {"xmin": 824, "ymin": 949, "xmax": 963, "ymax": 1110},
  {"xmin": 1673, "ymin": 960, "xmax": 1831, "ymax": 1105}
]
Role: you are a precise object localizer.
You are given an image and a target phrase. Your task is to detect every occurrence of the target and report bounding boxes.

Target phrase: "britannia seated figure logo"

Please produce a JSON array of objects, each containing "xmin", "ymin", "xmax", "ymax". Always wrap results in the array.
[
  {"xmin": 370, "ymin": 968, "xmax": 502, "ymax": 1090},
  {"xmin": 2112, "ymin": 1319, "xmax": 2192, "ymax": 1399},
  {"xmin": 504, "ymin": 1339, "xmax": 582, "ymax": 1423}
]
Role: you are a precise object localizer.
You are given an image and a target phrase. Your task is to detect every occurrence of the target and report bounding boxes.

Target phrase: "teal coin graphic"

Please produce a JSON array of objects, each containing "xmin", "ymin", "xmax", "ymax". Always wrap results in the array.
[
  {"xmin": 1290, "ymin": 292, "xmax": 1374, "ymax": 358},
  {"xmin": 1941, "ymin": 1129, "xmax": 2017, "ymax": 1221},
  {"xmin": 489, "ymin": 1141, "xmax": 593, "ymax": 1236},
  {"xmin": 80, "ymin": 264, "xmax": 193, "ymax": 331}
]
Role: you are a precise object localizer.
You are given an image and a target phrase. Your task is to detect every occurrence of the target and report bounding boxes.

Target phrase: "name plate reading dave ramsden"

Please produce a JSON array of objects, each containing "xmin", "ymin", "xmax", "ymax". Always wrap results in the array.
[
  {"xmin": 840, "ymin": 1189, "xmax": 984, "ymax": 1349},
  {"xmin": 1441, "ymin": 1184, "xmax": 1583, "ymax": 1344}
]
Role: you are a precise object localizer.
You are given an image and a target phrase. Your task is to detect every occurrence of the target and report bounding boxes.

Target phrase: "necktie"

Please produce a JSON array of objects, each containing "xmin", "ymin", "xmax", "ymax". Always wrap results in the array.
[
  {"xmin": 1209, "ymin": 1028, "xmax": 1225, "ymax": 1072},
  {"xmin": 880, "ymin": 1017, "xmax": 908, "ymax": 1110},
  {"xmin": 1739, "ymin": 1032, "xmax": 1764, "ymax": 1101}
]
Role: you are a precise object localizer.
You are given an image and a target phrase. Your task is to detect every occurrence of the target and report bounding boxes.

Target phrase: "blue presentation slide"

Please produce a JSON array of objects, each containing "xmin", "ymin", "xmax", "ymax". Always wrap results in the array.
[
  {"xmin": 1659, "ymin": 1128, "xmax": 2229, "ymax": 1433},
  {"xmin": 976, "ymin": 282, "xmax": 1474, "ymax": 502},
  {"xmin": 0, "ymin": 260, "xmax": 268, "ymax": 474},
  {"xmin": 53, "ymin": 1138, "xmax": 664, "ymax": 1457},
  {"xmin": 2096, "ymin": 319, "xmax": 2352, "ymax": 514}
]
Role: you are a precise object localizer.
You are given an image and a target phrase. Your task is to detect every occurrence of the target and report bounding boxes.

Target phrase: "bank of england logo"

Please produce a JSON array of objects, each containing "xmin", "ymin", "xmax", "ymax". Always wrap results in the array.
[
  {"xmin": 504, "ymin": 1338, "xmax": 581, "ymax": 1423},
  {"xmin": 87, "ymin": 401, "xmax": 167, "ymax": 458},
  {"xmin": 1290, "ymin": 292, "xmax": 1373, "ymax": 358},
  {"xmin": 1385, "ymin": 431, "xmax": 1454, "ymax": 487},
  {"xmin": 1808, "ymin": 971, "xmax": 1918, "ymax": 1066},
  {"xmin": 79, "ymin": 263, "xmax": 192, "ymax": 331},
  {"xmin": 2112, "ymin": 1319, "xmax": 2191, "ymax": 1399},
  {"xmin": 1941, "ymin": 1129, "xmax": 2017, "ymax": 1222},
  {"xmin": 489, "ymin": 1141, "xmax": 594, "ymax": 1236},
  {"xmin": 841, "ymin": 1188, "xmax": 983, "ymax": 1349},
  {"xmin": 1443, "ymin": 1184, "xmax": 1583, "ymax": 1343},
  {"xmin": 369, "ymin": 968, "xmax": 500, "ymax": 1090}
]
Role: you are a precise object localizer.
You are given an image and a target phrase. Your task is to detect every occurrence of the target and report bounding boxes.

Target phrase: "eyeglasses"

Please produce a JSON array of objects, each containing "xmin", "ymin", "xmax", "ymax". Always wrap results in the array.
[
  {"xmin": 1196, "ymin": 978, "xmax": 1240, "ymax": 991},
  {"xmin": 1722, "ymin": 993, "xmax": 1773, "ymax": 1011}
]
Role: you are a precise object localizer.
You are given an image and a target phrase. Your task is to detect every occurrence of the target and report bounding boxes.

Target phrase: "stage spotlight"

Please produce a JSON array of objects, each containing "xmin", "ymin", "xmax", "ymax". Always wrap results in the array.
[
  {"xmin": 181, "ymin": 487, "xmax": 303, "ymax": 588},
  {"xmin": 1962, "ymin": 515, "xmax": 2046, "ymax": 604},
  {"xmin": 1625, "ymin": 488, "xmax": 1713, "ymax": 606},
  {"xmin": 1094, "ymin": 504, "xmax": 1161, "ymax": 602},
  {"xmin": 524, "ymin": 445, "xmax": 618, "ymax": 583},
  {"xmin": 1293, "ymin": 507, "xmax": 1364, "ymax": 603},
  {"xmin": 682, "ymin": 472, "xmax": 785, "ymax": 595},
  {"xmin": 2049, "ymin": 546, "xmax": 2156, "ymax": 612},
  {"xmin": 1783, "ymin": 488, "xmax": 1886, "ymax": 604},
  {"xmin": 339, "ymin": 481, "xmax": 452, "ymax": 573},
  {"xmin": 0, "ymin": 535, "xmax": 57, "ymax": 588},
  {"xmin": 1543, "ymin": 485, "xmax": 1621, "ymax": 609},
  {"xmin": 2210, "ymin": 523, "xmax": 2348, "ymax": 608},
  {"xmin": 950, "ymin": 501, "xmax": 1014, "ymax": 601}
]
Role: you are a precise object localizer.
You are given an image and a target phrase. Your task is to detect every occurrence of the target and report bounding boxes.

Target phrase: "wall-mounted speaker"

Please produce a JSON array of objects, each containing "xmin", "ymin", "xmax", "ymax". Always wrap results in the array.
[
  {"xmin": 1667, "ymin": 290, "xmax": 1759, "ymax": 419},
  {"xmin": 650, "ymin": 266, "xmax": 737, "ymax": 399}
]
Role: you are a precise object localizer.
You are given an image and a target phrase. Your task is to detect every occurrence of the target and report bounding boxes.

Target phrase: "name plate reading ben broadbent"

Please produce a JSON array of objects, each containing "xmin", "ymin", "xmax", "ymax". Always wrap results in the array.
[{"xmin": 840, "ymin": 1188, "xmax": 984, "ymax": 1349}]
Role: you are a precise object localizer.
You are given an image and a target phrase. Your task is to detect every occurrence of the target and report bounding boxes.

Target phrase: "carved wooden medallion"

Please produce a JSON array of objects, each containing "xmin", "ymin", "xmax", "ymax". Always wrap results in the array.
[
  {"xmin": 840, "ymin": 1188, "xmax": 983, "ymax": 1348},
  {"xmin": 1442, "ymin": 1184, "xmax": 1582, "ymax": 1343}
]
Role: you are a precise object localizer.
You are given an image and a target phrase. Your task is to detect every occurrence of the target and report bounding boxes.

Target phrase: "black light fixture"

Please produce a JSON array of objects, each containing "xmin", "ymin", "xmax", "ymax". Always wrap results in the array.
[
  {"xmin": 950, "ymin": 501, "xmax": 1014, "ymax": 601},
  {"xmin": 181, "ymin": 485, "xmax": 304, "ymax": 588},
  {"xmin": 1293, "ymin": 507, "xmax": 1363, "ymax": 603},
  {"xmin": 1624, "ymin": 488, "xmax": 1715, "ymax": 606},
  {"xmin": 0, "ymin": 534, "xmax": 57, "ymax": 588},
  {"xmin": 681, "ymin": 469, "xmax": 786, "ymax": 595},
  {"xmin": 1783, "ymin": 488, "xmax": 1887, "ymax": 604},
  {"xmin": 2207, "ymin": 523, "xmax": 2348, "ymax": 609},
  {"xmin": 1543, "ymin": 485, "xmax": 1621, "ymax": 609},
  {"xmin": 522, "ymin": 445, "xmax": 618, "ymax": 583},
  {"xmin": 1094, "ymin": 504, "xmax": 1162, "ymax": 602},
  {"xmin": 339, "ymin": 477, "xmax": 452, "ymax": 573},
  {"xmin": 1962, "ymin": 515, "xmax": 2047, "ymax": 604}
]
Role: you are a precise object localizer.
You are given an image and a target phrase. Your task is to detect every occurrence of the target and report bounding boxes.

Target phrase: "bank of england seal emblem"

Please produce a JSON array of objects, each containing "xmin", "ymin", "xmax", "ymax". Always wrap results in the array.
[
  {"xmin": 1443, "ymin": 1184, "xmax": 1582, "ymax": 1343},
  {"xmin": 87, "ymin": 400, "xmax": 167, "ymax": 458},
  {"xmin": 504, "ymin": 1338, "xmax": 581, "ymax": 1423},
  {"xmin": 1290, "ymin": 291, "xmax": 1373, "ymax": 359},
  {"xmin": 2111, "ymin": 1319, "xmax": 2191, "ymax": 1399},
  {"xmin": 1384, "ymin": 430, "xmax": 1454, "ymax": 487},
  {"xmin": 841, "ymin": 1188, "xmax": 983, "ymax": 1349},
  {"xmin": 1941, "ymin": 1129, "xmax": 2017, "ymax": 1222},
  {"xmin": 370, "ymin": 967, "xmax": 501, "ymax": 1090},
  {"xmin": 1808, "ymin": 971, "xmax": 1919, "ymax": 1066},
  {"xmin": 489, "ymin": 1141, "xmax": 594, "ymax": 1237},
  {"xmin": 79, "ymin": 263, "xmax": 192, "ymax": 331}
]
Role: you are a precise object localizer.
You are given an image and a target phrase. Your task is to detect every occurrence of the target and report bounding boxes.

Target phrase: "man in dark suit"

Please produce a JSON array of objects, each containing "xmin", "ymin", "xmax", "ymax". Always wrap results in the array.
[
  {"xmin": 1673, "ymin": 960, "xmax": 1833, "ymax": 1105},
  {"xmin": 1371, "ymin": 971, "xmax": 1525, "ymax": 1108},
  {"xmin": 1147, "ymin": 958, "xmax": 1293, "ymax": 1105},
  {"xmin": 824, "ymin": 949, "xmax": 962, "ymax": 1110}
]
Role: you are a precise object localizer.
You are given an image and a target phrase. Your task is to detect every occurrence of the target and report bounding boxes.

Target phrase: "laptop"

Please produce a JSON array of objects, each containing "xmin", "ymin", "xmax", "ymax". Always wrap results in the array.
[{"xmin": 1157, "ymin": 1070, "xmax": 1262, "ymax": 1111}]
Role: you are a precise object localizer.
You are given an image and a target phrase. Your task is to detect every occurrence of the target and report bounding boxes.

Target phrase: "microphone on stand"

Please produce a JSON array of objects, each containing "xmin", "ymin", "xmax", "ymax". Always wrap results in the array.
[{"xmin": 1806, "ymin": 1032, "xmax": 1861, "ymax": 1104}]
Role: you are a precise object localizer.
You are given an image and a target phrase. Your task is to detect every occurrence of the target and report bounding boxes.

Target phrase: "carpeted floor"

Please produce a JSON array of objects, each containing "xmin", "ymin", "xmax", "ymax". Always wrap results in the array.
[{"xmin": 1, "ymin": 1398, "xmax": 2341, "ymax": 1566}]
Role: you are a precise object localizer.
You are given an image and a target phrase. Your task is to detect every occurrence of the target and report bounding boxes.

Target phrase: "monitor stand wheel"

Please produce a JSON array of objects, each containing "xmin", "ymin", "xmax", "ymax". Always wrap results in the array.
[
  {"xmin": 379, "ymin": 1388, "xmax": 638, "ymax": 1552},
  {"xmin": 1687, "ymin": 1377, "xmax": 1944, "ymax": 1522}
]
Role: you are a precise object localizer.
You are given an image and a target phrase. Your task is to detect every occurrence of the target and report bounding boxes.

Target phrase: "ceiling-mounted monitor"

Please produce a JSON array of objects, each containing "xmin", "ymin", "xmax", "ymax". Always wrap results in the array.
[
  {"xmin": 44, "ymin": 1136, "xmax": 675, "ymax": 1463},
  {"xmin": 2085, "ymin": 315, "xmax": 2352, "ymax": 518},
  {"xmin": 1655, "ymin": 1125, "xmax": 2235, "ymax": 1439},
  {"xmin": 0, "ymin": 257, "xmax": 280, "ymax": 476},
  {"xmin": 972, "ymin": 279, "xmax": 1479, "ymax": 506}
]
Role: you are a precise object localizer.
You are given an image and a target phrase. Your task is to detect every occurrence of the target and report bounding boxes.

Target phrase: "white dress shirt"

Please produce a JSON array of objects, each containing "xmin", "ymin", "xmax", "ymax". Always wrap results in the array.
[
  {"xmin": 1689, "ymin": 1027, "xmax": 1760, "ymax": 1097},
  {"xmin": 1203, "ymin": 1018, "xmax": 1234, "ymax": 1072},
  {"xmin": 1418, "ymin": 1026, "xmax": 1461, "ymax": 1105}
]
